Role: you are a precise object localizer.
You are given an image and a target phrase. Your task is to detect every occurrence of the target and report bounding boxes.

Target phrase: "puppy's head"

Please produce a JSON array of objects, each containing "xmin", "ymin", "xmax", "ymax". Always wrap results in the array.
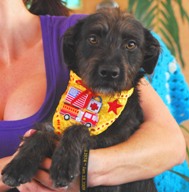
[{"xmin": 63, "ymin": 8, "xmax": 160, "ymax": 94}]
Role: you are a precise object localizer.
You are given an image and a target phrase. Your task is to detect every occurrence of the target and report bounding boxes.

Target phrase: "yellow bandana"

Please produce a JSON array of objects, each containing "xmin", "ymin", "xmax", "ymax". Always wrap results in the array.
[{"xmin": 53, "ymin": 71, "xmax": 134, "ymax": 136}]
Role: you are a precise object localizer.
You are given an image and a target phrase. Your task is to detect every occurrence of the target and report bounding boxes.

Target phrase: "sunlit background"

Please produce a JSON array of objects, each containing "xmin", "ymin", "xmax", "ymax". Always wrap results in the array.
[{"xmin": 64, "ymin": 0, "xmax": 81, "ymax": 9}]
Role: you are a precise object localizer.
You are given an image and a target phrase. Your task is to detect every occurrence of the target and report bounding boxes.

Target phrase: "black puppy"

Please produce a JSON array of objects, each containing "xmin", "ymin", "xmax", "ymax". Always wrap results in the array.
[{"xmin": 1, "ymin": 9, "xmax": 160, "ymax": 192}]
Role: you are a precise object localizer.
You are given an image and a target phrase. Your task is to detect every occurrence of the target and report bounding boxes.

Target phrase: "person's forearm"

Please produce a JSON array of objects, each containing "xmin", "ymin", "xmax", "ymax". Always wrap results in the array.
[{"xmin": 87, "ymin": 120, "xmax": 186, "ymax": 187}]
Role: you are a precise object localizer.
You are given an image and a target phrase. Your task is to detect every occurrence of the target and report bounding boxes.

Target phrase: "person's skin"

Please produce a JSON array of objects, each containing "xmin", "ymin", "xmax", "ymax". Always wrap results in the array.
[{"xmin": 0, "ymin": 0, "xmax": 186, "ymax": 191}]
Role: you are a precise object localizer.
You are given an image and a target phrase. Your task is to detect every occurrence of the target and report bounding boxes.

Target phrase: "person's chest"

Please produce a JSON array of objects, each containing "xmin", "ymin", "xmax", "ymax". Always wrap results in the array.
[{"xmin": 0, "ymin": 46, "xmax": 47, "ymax": 121}]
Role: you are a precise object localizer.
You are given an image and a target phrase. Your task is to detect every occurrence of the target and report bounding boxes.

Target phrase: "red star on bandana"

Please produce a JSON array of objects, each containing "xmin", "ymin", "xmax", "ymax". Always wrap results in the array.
[{"xmin": 108, "ymin": 99, "xmax": 123, "ymax": 115}]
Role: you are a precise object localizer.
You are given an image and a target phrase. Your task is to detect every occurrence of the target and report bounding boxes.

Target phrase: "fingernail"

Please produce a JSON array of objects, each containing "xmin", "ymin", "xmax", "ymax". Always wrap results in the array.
[{"xmin": 28, "ymin": 129, "xmax": 36, "ymax": 136}]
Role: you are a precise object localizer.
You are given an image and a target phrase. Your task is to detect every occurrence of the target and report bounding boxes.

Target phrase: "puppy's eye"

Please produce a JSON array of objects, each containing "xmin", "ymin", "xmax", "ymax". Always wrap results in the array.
[
  {"xmin": 123, "ymin": 40, "xmax": 137, "ymax": 50},
  {"xmin": 88, "ymin": 35, "xmax": 98, "ymax": 45}
]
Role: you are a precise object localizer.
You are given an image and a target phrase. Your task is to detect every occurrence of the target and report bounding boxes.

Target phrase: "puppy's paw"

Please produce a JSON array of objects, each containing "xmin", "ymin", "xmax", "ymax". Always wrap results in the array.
[
  {"xmin": 50, "ymin": 143, "xmax": 81, "ymax": 188},
  {"xmin": 50, "ymin": 125, "xmax": 90, "ymax": 188},
  {"xmin": 1, "ymin": 158, "xmax": 38, "ymax": 187}
]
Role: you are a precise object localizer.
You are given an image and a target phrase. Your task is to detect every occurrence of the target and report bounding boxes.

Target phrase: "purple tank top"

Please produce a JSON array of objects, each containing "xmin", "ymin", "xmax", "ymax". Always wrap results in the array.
[{"xmin": 0, "ymin": 14, "xmax": 85, "ymax": 158}]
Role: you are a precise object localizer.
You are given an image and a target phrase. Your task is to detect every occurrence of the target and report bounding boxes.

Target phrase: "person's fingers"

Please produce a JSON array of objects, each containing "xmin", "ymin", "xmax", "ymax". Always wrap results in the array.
[
  {"xmin": 17, "ymin": 179, "xmax": 57, "ymax": 192},
  {"xmin": 34, "ymin": 169, "xmax": 54, "ymax": 190},
  {"xmin": 34, "ymin": 169, "xmax": 68, "ymax": 191},
  {"xmin": 39, "ymin": 158, "xmax": 52, "ymax": 171},
  {"xmin": 35, "ymin": 159, "xmax": 56, "ymax": 190},
  {"xmin": 23, "ymin": 129, "xmax": 37, "ymax": 137},
  {"xmin": 36, "ymin": 159, "xmax": 80, "ymax": 192},
  {"xmin": 67, "ymin": 176, "xmax": 80, "ymax": 192},
  {"xmin": 18, "ymin": 129, "xmax": 37, "ymax": 148}
]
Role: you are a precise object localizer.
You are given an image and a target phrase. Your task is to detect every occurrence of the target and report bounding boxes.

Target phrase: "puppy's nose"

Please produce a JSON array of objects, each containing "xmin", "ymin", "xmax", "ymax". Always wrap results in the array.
[{"xmin": 98, "ymin": 66, "xmax": 120, "ymax": 79}]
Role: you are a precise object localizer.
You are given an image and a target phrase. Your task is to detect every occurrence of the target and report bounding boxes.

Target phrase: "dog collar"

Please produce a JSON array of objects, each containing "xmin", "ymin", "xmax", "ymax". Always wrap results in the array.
[{"xmin": 53, "ymin": 71, "xmax": 134, "ymax": 136}]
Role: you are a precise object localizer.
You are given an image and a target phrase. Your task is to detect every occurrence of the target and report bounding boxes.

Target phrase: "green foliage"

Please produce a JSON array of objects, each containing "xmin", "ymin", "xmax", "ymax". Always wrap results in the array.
[
  {"xmin": 180, "ymin": 124, "xmax": 189, "ymax": 134},
  {"xmin": 187, "ymin": 147, "xmax": 189, "ymax": 162},
  {"xmin": 170, "ymin": 170, "xmax": 189, "ymax": 182},
  {"xmin": 180, "ymin": 124, "xmax": 189, "ymax": 160},
  {"xmin": 127, "ymin": 0, "xmax": 189, "ymax": 67}
]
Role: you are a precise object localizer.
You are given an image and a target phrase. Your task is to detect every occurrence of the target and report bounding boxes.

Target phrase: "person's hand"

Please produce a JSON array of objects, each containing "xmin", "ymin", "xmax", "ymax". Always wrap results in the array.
[{"xmin": 17, "ymin": 179, "xmax": 58, "ymax": 192}]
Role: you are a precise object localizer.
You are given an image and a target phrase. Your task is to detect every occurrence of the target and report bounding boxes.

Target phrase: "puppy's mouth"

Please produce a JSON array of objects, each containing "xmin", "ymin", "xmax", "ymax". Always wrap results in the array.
[
  {"xmin": 82, "ymin": 74, "xmax": 127, "ymax": 95},
  {"xmin": 78, "ymin": 65, "xmax": 129, "ymax": 95},
  {"xmin": 90, "ymin": 81, "xmax": 123, "ymax": 95}
]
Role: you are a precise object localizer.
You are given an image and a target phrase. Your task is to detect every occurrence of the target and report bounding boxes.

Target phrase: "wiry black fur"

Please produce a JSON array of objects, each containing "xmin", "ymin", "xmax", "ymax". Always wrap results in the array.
[{"xmin": 1, "ymin": 9, "xmax": 160, "ymax": 192}]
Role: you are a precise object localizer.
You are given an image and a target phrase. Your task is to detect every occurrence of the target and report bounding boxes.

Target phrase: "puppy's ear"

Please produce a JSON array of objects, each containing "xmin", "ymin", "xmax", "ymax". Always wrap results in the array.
[
  {"xmin": 62, "ymin": 27, "xmax": 75, "ymax": 66},
  {"xmin": 62, "ymin": 21, "xmax": 83, "ymax": 72},
  {"xmin": 142, "ymin": 29, "xmax": 160, "ymax": 74}
]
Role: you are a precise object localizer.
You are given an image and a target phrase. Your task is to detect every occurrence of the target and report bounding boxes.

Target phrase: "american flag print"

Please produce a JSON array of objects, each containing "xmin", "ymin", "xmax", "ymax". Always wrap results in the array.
[{"xmin": 65, "ymin": 87, "xmax": 88, "ymax": 108}]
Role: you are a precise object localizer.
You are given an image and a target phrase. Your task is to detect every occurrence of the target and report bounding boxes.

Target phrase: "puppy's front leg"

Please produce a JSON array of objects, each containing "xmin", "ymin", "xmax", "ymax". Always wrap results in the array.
[
  {"xmin": 50, "ymin": 125, "xmax": 91, "ymax": 188},
  {"xmin": 1, "ymin": 123, "xmax": 58, "ymax": 187}
]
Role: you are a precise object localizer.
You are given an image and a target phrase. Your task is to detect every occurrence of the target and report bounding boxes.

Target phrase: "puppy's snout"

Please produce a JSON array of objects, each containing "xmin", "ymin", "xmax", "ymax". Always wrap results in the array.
[{"xmin": 98, "ymin": 66, "xmax": 120, "ymax": 79}]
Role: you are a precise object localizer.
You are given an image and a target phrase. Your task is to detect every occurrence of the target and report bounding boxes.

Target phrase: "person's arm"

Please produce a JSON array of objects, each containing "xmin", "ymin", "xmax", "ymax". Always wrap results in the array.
[{"xmin": 87, "ymin": 78, "xmax": 186, "ymax": 187}]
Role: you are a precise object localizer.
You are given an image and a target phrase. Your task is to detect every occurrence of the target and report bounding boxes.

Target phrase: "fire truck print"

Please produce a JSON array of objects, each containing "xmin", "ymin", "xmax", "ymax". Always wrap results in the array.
[{"xmin": 60, "ymin": 87, "xmax": 102, "ymax": 128}]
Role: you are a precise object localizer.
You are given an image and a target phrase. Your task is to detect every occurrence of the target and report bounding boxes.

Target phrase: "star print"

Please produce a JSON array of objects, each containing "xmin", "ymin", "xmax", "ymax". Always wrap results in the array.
[{"xmin": 108, "ymin": 99, "xmax": 123, "ymax": 115}]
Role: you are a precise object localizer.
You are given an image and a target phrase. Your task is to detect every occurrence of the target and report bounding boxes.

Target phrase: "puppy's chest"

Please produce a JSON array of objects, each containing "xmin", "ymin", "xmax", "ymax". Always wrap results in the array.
[{"xmin": 53, "ymin": 71, "xmax": 134, "ymax": 136}]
